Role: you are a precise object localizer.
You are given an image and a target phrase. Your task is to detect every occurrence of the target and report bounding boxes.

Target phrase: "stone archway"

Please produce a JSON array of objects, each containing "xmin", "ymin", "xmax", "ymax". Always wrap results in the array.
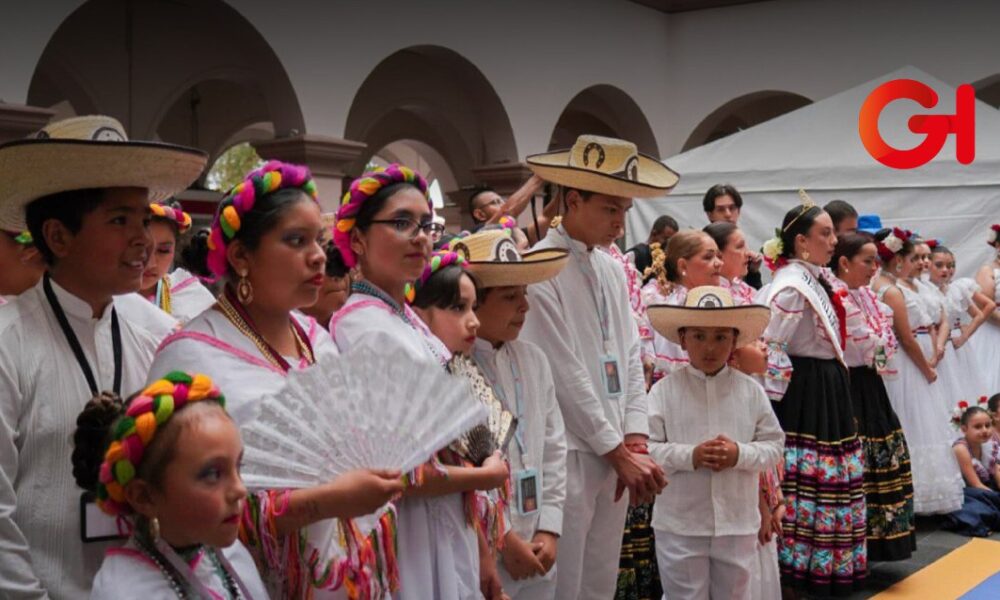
[
  {"xmin": 344, "ymin": 44, "xmax": 519, "ymax": 223},
  {"xmin": 27, "ymin": 0, "xmax": 305, "ymax": 176},
  {"xmin": 548, "ymin": 84, "xmax": 660, "ymax": 157},
  {"xmin": 682, "ymin": 90, "xmax": 811, "ymax": 151}
]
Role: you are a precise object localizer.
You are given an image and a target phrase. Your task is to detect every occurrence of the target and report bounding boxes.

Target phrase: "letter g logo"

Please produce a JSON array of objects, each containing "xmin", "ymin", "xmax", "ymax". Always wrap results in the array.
[{"xmin": 859, "ymin": 79, "xmax": 975, "ymax": 169}]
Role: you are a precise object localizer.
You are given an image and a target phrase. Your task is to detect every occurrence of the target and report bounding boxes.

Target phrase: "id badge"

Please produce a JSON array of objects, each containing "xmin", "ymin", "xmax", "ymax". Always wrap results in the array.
[
  {"xmin": 80, "ymin": 492, "xmax": 128, "ymax": 543},
  {"xmin": 514, "ymin": 468, "xmax": 540, "ymax": 516},
  {"xmin": 599, "ymin": 353, "xmax": 622, "ymax": 399}
]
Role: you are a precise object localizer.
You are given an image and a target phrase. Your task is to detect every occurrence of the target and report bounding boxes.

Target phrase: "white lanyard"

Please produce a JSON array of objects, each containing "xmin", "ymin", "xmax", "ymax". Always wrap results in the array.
[{"xmin": 559, "ymin": 226, "xmax": 611, "ymax": 346}]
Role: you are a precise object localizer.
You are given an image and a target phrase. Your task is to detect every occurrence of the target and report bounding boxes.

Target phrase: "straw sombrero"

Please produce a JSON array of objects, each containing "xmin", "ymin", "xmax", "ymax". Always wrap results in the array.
[
  {"xmin": 450, "ymin": 229, "xmax": 568, "ymax": 287},
  {"xmin": 0, "ymin": 115, "xmax": 208, "ymax": 231},
  {"xmin": 526, "ymin": 134, "xmax": 679, "ymax": 199},
  {"xmin": 647, "ymin": 286, "xmax": 769, "ymax": 348}
]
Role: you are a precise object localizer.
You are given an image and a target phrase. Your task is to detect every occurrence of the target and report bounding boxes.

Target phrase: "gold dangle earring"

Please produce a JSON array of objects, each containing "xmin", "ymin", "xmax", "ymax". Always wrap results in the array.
[
  {"xmin": 237, "ymin": 270, "xmax": 254, "ymax": 305},
  {"xmin": 148, "ymin": 516, "xmax": 160, "ymax": 541}
]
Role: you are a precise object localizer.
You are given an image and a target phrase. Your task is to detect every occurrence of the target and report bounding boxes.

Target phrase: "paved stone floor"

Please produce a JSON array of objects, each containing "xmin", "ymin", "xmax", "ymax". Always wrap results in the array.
[{"xmin": 836, "ymin": 516, "xmax": 999, "ymax": 599}]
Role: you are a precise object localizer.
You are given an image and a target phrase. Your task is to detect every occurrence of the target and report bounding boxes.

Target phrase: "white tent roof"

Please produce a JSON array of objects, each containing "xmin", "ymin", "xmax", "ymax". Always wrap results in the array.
[{"xmin": 627, "ymin": 66, "xmax": 1000, "ymax": 278}]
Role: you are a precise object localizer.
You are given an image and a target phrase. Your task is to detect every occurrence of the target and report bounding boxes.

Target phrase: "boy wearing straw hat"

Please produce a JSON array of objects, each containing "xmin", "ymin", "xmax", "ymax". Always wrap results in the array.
[
  {"xmin": 645, "ymin": 286, "xmax": 784, "ymax": 600},
  {"xmin": 519, "ymin": 134, "xmax": 678, "ymax": 599},
  {"xmin": 449, "ymin": 227, "xmax": 570, "ymax": 599},
  {"xmin": 0, "ymin": 115, "xmax": 206, "ymax": 598}
]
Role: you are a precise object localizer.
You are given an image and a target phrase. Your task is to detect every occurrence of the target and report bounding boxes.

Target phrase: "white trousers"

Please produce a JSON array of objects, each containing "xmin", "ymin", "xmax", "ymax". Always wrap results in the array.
[
  {"xmin": 554, "ymin": 450, "xmax": 629, "ymax": 600},
  {"xmin": 750, "ymin": 539, "xmax": 781, "ymax": 600},
  {"xmin": 654, "ymin": 530, "xmax": 756, "ymax": 600},
  {"xmin": 498, "ymin": 563, "xmax": 557, "ymax": 600}
]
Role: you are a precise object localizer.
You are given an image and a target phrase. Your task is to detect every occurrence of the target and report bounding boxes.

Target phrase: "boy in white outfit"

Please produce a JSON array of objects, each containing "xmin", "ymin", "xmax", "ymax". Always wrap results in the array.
[
  {"xmin": 456, "ymin": 226, "xmax": 570, "ymax": 599},
  {"xmin": 646, "ymin": 286, "xmax": 784, "ymax": 600}
]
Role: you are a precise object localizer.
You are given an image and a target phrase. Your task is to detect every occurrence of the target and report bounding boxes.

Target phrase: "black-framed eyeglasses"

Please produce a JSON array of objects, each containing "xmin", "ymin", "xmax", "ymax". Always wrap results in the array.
[{"xmin": 370, "ymin": 218, "xmax": 445, "ymax": 239}]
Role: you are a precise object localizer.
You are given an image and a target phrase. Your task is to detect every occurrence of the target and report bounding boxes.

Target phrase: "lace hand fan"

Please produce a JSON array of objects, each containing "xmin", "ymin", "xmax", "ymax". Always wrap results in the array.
[
  {"xmin": 239, "ymin": 345, "xmax": 488, "ymax": 492},
  {"xmin": 447, "ymin": 354, "xmax": 517, "ymax": 465}
]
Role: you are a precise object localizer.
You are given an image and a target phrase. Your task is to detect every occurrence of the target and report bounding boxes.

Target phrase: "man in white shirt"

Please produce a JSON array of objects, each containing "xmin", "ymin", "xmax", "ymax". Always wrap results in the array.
[
  {"xmin": 645, "ymin": 286, "xmax": 784, "ymax": 600},
  {"xmin": 0, "ymin": 116, "xmax": 206, "ymax": 598},
  {"xmin": 520, "ymin": 135, "xmax": 678, "ymax": 599}
]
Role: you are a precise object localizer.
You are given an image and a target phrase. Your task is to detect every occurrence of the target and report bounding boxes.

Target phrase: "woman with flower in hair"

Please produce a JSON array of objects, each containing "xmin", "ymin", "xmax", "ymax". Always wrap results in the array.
[
  {"xmin": 831, "ymin": 232, "xmax": 916, "ymax": 561},
  {"xmin": 330, "ymin": 165, "xmax": 504, "ymax": 600},
  {"xmin": 973, "ymin": 224, "xmax": 1000, "ymax": 394},
  {"xmin": 149, "ymin": 161, "xmax": 404, "ymax": 599},
  {"xmin": 137, "ymin": 200, "xmax": 216, "ymax": 323},
  {"xmin": 73, "ymin": 372, "xmax": 269, "ymax": 598},
  {"xmin": 639, "ymin": 230, "xmax": 722, "ymax": 382},
  {"xmin": 872, "ymin": 228, "xmax": 963, "ymax": 516},
  {"xmin": 759, "ymin": 196, "xmax": 866, "ymax": 596}
]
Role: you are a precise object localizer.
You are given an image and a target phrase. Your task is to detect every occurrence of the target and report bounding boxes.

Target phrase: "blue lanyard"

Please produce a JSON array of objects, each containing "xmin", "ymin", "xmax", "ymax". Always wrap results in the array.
[
  {"xmin": 558, "ymin": 226, "xmax": 611, "ymax": 345},
  {"xmin": 473, "ymin": 345, "xmax": 526, "ymax": 457}
]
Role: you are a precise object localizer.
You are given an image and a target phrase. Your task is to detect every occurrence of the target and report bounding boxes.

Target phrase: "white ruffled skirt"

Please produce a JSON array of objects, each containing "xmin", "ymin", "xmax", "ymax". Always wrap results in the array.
[
  {"xmin": 883, "ymin": 332, "xmax": 964, "ymax": 515},
  {"xmin": 968, "ymin": 320, "xmax": 1000, "ymax": 395}
]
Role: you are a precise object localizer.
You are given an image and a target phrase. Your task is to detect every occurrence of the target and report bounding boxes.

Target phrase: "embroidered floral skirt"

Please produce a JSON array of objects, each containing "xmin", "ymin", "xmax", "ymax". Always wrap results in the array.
[
  {"xmin": 771, "ymin": 356, "xmax": 866, "ymax": 596},
  {"xmin": 849, "ymin": 365, "xmax": 916, "ymax": 562},
  {"xmin": 614, "ymin": 503, "xmax": 662, "ymax": 600}
]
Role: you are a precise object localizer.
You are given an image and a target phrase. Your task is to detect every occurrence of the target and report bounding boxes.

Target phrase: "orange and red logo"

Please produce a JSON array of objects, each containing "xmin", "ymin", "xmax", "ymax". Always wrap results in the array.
[{"xmin": 859, "ymin": 79, "xmax": 975, "ymax": 169}]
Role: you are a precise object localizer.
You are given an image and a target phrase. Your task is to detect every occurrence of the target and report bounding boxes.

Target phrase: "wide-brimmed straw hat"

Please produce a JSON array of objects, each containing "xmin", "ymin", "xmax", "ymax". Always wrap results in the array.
[
  {"xmin": 0, "ymin": 115, "xmax": 208, "ymax": 231},
  {"xmin": 647, "ymin": 286, "xmax": 769, "ymax": 348},
  {"xmin": 449, "ymin": 229, "xmax": 568, "ymax": 288},
  {"xmin": 525, "ymin": 134, "xmax": 679, "ymax": 199}
]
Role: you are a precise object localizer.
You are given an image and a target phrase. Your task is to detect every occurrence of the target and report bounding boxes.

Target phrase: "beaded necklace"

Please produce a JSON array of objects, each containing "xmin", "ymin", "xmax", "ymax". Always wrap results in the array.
[
  {"xmin": 351, "ymin": 280, "xmax": 449, "ymax": 366},
  {"xmin": 217, "ymin": 286, "xmax": 314, "ymax": 372},
  {"xmin": 134, "ymin": 536, "xmax": 243, "ymax": 599},
  {"xmin": 156, "ymin": 276, "xmax": 173, "ymax": 314}
]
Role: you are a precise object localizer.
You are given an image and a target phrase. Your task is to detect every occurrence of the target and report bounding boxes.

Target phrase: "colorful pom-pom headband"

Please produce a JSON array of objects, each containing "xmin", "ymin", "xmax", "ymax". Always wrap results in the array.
[
  {"xmin": 206, "ymin": 160, "xmax": 318, "ymax": 277},
  {"xmin": 333, "ymin": 164, "xmax": 430, "ymax": 270},
  {"xmin": 406, "ymin": 250, "xmax": 467, "ymax": 303},
  {"xmin": 96, "ymin": 371, "xmax": 225, "ymax": 516},
  {"xmin": 4, "ymin": 230, "xmax": 32, "ymax": 245},
  {"xmin": 150, "ymin": 202, "xmax": 193, "ymax": 234}
]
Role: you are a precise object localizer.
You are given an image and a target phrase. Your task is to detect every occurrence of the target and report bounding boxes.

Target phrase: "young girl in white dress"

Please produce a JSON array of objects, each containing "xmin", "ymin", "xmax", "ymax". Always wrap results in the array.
[
  {"xmin": 139, "ymin": 201, "xmax": 216, "ymax": 323},
  {"xmin": 973, "ymin": 224, "xmax": 1000, "ymax": 394},
  {"xmin": 74, "ymin": 373, "xmax": 269, "ymax": 599},
  {"xmin": 928, "ymin": 244, "xmax": 996, "ymax": 411},
  {"xmin": 873, "ymin": 228, "xmax": 963, "ymax": 515}
]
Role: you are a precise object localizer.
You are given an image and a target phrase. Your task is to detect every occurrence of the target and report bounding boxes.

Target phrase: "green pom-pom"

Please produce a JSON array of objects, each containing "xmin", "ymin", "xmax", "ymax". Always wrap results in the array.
[
  {"xmin": 114, "ymin": 416, "xmax": 136, "ymax": 438},
  {"xmin": 165, "ymin": 371, "xmax": 193, "ymax": 385},
  {"xmin": 113, "ymin": 460, "xmax": 135, "ymax": 485}
]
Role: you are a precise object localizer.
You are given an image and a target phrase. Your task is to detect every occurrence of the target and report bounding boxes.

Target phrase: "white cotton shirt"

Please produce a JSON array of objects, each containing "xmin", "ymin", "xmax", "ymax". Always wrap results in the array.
[
  {"xmin": 0, "ymin": 277, "xmax": 173, "ymax": 599},
  {"xmin": 648, "ymin": 365, "xmax": 784, "ymax": 537},
  {"xmin": 520, "ymin": 227, "xmax": 648, "ymax": 456},
  {"xmin": 471, "ymin": 338, "xmax": 567, "ymax": 540},
  {"xmin": 91, "ymin": 539, "xmax": 269, "ymax": 599},
  {"xmin": 160, "ymin": 268, "xmax": 217, "ymax": 324}
]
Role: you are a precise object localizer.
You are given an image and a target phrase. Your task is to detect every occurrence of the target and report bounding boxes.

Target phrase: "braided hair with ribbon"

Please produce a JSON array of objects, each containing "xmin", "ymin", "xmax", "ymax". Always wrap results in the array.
[
  {"xmin": 333, "ymin": 164, "xmax": 430, "ymax": 269},
  {"xmin": 206, "ymin": 160, "xmax": 318, "ymax": 277},
  {"xmin": 150, "ymin": 201, "xmax": 193, "ymax": 235},
  {"xmin": 71, "ymin": 371, "xmax": 226, "ymax": 517}
]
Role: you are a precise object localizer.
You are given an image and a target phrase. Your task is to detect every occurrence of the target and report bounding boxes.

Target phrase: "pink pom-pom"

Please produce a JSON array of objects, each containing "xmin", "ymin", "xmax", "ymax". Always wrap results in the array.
[
  {"xmin": 172, "ymin": 383, "xmax": 189, "ymax": 404},
  {"xmin": 126, "ymin": 395, "xmax": 154, "ymax": 418},
  {"xmin": 99, "ymin": 461, "xmax": 113, "ymax": 484},
  {"xmin": 122, "ymin": 434, "xmax": 144, "ymax": 464},
  {"xmin": 207, "ymin": 227, "xmax": 229, "ymax": 277}
]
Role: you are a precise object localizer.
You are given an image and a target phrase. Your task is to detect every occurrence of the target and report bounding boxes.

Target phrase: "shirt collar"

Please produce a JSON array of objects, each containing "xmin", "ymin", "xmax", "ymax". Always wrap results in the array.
[
  {"xmin": 684, "ymin": 363, "xmax": 731, "ymax": 382},
  {"xmin": 551, "ymin": 225, "xmax": 591, "ymax": 255},
  {"xmin": 790, "ymin": 259, "xmax": 823, "ymax": 277},
  {"xmin": 45, "ymin": 276, "xmax": 109, "ymax": 321}
]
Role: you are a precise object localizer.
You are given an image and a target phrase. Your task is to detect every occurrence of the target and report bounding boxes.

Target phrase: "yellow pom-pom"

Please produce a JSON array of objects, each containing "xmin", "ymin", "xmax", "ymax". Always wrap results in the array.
[
  {"xmin": 188, "ymin": 374, "xmax": 214, "ymax": 401},
  {"xmin": 105, "ymin": 481, "xmax": 125, "ymax": 503},
  {"xmin": 134, "ymin": 412, "xmax": 157, "ymax": 444},
  {"xmin": 142, "ymin": 379, "xmax": 175, "ymax": 398},
  {"xmin": 358, "ymin": 178, "xmax": 381, "ymax": 196},
  {"xmin": 222, "ymin": 205, "xmax": 241, "ymax": 231},
  {"xmin": 105, "ymin": 440, "xmax": 125, "ymax": 463},
  {"xmin": 265, "ymin": 171, "xmax": 282, "ymax": 192}
]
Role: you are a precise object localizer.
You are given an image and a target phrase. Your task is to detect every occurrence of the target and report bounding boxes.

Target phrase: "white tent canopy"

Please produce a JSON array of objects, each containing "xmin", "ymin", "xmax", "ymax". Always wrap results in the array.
[{"xmin": 627, "ymin": 66, "xmax": 1000, "ymax": 279}]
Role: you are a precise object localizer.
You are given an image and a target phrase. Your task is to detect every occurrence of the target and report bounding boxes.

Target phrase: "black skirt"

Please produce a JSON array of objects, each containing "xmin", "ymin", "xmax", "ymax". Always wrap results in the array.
[
  {"xmin": 849, "ymin": 365, "xmax": 917, "ymax": 562},
  {"xmin": 772, "ymin": 356, "xmax": 867, "ymax": 596}
]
